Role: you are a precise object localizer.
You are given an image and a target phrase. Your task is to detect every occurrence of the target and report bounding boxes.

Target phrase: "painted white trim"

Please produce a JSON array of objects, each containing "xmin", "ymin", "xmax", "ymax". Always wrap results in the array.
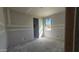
[
  {"xmin": 7, "ymin": 8, "xmax": 11, "ymax": 25},
  {"xmin": 52, "ymin": 27, "xmax": 64, "ymax": 30},
  {"xmin": 7, "ymin": 28, "xmax": 32, "ymax": 31},
  {"xmin": 7, "ymin": 24, "xmax": 64, "ymax": 27},
  {"xmin": 73, "ymin": 8, "xmax": 77, "ymax": 52},
  {"xmin": 0, "ymin": 49, "xmax": 7, "ymax": 52},
  {"xmin": 0, "ymin": 30, "xmax": 5, "ymax": 32},
  {"xmin": 7, "ymin": 25, "xmax": 32, "ymax": 28},
  {"xmin": 51, "ymin": 24, "xmax": 64, "ymax": 29},
  {"xmin": 52, "ymin": 24, "xmax": 65, "ymax": 27},
  {"xmin": 0, "ymin": 22, "xmax": 5, "ymax": 26}
]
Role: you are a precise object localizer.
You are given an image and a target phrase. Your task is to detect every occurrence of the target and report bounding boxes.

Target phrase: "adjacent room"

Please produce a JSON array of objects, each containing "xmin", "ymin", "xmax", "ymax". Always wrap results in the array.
[{"xmin": 0, "ymin": 7, "xmax": 65, "ymax": 52}]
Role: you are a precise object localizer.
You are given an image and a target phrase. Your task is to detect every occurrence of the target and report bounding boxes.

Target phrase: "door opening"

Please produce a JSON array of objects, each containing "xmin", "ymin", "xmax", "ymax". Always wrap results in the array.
[{"xmin": 33, "ymin": 18, "xmax": 39, "ymax": 38}]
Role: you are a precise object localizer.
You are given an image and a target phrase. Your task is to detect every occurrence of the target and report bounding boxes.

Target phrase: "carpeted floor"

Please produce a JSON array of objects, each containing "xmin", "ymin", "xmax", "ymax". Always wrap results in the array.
[
  {"xmin": 9, "ymin": 28, "xmax": 65, "ymax": 52},
  {"xmin": 9, "ymin": 37, "xmax": 64, "ymax": 52}
]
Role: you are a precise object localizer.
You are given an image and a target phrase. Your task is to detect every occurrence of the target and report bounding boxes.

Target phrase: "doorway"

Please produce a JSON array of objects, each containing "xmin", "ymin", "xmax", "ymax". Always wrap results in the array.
[{"xmin": 33, "ymin": 18, "xmax": 39, "ymax": 38}]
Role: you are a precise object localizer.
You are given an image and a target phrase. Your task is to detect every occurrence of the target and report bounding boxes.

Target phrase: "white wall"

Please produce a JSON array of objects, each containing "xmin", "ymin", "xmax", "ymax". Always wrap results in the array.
[
  {"xmin": 0, "ymin": 8, "xmax": 7, "ymax": 52},
  {"xmin": 46, "ymin": 11, "xmax": 65, "ymax": 25},
  {"xmin": 6, "ymin": 9, "xmax": 34, "ymax": 50},
  {"xmin": 10, "ymin": 10, "xmax": 33, "ymax": 27},
  {"xmin": 44, "ymin": 11, "xmax": 65, "ymax": 39}
]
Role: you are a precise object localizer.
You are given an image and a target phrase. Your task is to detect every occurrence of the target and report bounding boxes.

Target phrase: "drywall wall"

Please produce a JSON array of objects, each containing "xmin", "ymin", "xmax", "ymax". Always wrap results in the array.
[
  {"xmin": 49, "ymin": 11, "xmax": 65, "ymax": 25},
  {"xmin": 44, "ymin": 11, "xmax": 65, "ymax": 39},
  {"xmin": 5, "ymin": 9, "xmax": 34, "ymax": 50},
  {"xmin": 0, "ymin": 8, "xmax": 7, "ymax": 52},
  {"xmin": 10, "ymin": 10, "xmax": 33, "ymax": 26}
]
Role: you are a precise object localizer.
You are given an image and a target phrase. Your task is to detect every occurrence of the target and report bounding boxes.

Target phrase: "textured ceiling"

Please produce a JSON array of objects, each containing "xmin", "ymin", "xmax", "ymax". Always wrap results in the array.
[{"xmin": 9, "ymin": 7, "xmax": 65, "ymax": 17}]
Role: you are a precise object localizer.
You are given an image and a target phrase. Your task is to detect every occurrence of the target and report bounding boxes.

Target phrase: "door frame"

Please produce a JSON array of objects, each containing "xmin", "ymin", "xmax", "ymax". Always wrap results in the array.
[{"xmin": 65, "ymin": 7, "xmax": 76, "ymax": 52}]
